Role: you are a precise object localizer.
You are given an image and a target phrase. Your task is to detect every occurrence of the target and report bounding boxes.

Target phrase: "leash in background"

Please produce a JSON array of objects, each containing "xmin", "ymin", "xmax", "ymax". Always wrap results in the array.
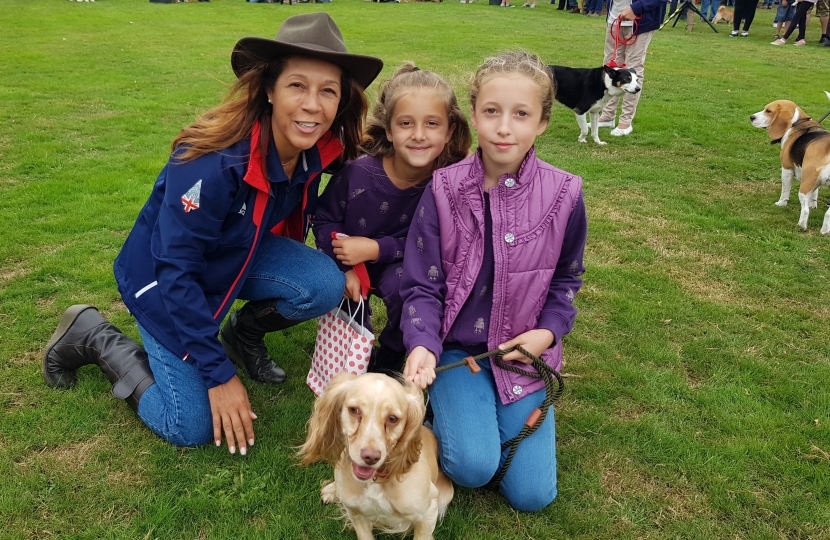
[
  {"xmin": 434, "ymin": 345, "xmax": 565, "ymax": 488},
  {"xmin": 606, "ymin": 16, "xmax": 640, "ymax": 68}
]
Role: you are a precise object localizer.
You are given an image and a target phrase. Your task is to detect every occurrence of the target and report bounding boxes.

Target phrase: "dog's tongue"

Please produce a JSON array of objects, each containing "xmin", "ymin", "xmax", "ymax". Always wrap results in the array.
[{"xmin": 351, "ymin": 462, "xmax": 375, "ymax": 481}]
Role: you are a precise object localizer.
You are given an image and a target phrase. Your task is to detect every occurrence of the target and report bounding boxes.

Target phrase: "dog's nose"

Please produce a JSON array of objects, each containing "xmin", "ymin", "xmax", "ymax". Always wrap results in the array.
[
  {"xmin": 750, "ymin": 115, "xmax": 756, "ymax": 121},
  {"xmin": 360, "ymin": 448, "xmax": 381, "ymax": 466},
  {"xmin": 634, "ymin": 87, "xmax": 641, "ymax": 94}
]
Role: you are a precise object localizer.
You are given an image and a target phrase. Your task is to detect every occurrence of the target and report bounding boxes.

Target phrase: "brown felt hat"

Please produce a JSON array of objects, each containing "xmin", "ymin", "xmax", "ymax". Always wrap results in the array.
[{"xmin": 231, "ymin": 13, "xmax": 383, "ymax": 90}]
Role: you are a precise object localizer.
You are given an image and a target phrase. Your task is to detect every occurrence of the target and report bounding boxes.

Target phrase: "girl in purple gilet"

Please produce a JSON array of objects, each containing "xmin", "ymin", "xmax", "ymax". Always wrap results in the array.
[
  {"xmin": 401, "ymin": 51, "xmax": 588, "ymax": 512},
  {"xmin": 314, "ymin": 63, "xmax": 471, "ymax": 373}
]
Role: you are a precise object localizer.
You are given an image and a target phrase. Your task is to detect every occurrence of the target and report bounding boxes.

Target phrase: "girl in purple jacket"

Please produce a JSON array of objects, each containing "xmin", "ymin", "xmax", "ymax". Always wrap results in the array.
[
  {"xmin": 314, "ymin": 63, "xmax": 471, "ymax": 374},
  {"xmin": 401, "ymin": 51, "xmax": 588, "ymax": 512}
]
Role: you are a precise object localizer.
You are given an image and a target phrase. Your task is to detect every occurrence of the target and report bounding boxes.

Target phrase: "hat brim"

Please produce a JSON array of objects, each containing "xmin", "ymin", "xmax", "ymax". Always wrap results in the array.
[{"xmin": 231, "ymin": 37, "xmax": 383, "ymax": 90}]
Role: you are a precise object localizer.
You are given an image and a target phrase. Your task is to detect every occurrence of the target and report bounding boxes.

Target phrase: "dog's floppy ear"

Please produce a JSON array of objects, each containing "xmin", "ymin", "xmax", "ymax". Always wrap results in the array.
[
  {"xmin": 768, "ymin": 102, "xmax": 793, "ymax": 141},
  {"xmin": 296, "ymin": 372, "xmax": 354, "ymax": 466},
  {"xmin": 384, "ymin": 379, "xmax": 426, "ymax": 479}
]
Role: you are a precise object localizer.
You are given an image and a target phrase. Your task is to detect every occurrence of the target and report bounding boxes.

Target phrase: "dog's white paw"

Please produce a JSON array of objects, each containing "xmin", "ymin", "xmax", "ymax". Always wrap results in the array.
[
  {"xmin": 321, "ymin": 480, "xmax": 338, "ymax": 505},
  {"xmin": 798, "ymin": 220, "xmax": 808, "ymax": 230},
  {"xmin": 596, "ymin": 140, "xmax": 607, "ymax": 146},
  {"xmin": 821, "ymin": 224, "xmax": 830, "ymax": 234},
  {"xmin": 578, "ymin": 137, "xmax": 587, "ymax": 143},
  {"xmin": 775, "ymin": 200, "xmax": 788, "ymax": 207},
  {"xmin": 810, "ymin": 201, "xmax": 818, "ymax": 209}
]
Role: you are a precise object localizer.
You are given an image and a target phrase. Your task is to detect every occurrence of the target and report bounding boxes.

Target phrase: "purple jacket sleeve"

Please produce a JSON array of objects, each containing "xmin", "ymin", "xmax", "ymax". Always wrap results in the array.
[
  {"xmin": 375, "ymin": 235, "xmax": 407, "ymax": 265},
  {"xmin": 400, "ymin": 188, "xmax": 446, "ymax": 358},
  {"xmin": 313, "ymin": 170, "xmax": 350, "ymax": 272},
  {"xmin": 537, "ymin": 190, "xmax": 587, "ymax": 343}
]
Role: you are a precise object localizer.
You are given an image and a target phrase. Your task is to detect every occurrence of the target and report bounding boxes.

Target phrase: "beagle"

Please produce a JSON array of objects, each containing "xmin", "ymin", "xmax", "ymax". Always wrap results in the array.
[{"xmin": 750, "ymin": 98, "xmax": 830, "ymax": 234}]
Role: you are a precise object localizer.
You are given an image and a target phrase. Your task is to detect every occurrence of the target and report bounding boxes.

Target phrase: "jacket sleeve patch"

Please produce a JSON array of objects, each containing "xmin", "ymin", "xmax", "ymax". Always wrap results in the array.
[{"xmin": 181, "ymin": 180, "xmax": 202, "ymax": 213}]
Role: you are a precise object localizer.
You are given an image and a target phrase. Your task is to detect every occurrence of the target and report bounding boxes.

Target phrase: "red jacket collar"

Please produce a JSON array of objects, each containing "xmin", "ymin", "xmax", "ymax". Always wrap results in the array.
[{"xmin": 243, "ymin": 121, "xmax": 343, "ymax": 192}]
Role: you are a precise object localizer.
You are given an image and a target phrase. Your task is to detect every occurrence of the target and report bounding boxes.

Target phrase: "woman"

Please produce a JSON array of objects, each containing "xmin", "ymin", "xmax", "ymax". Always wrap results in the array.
[{"xmin": 42, "ymin": 13, "xmax": 383, "ymax": 455}]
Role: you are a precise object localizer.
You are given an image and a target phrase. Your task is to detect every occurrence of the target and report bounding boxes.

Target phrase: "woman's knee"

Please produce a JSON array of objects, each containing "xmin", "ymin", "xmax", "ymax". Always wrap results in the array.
[{"xmin": 304, "ymin": 255, "xmax": 345, "ymax": 311}]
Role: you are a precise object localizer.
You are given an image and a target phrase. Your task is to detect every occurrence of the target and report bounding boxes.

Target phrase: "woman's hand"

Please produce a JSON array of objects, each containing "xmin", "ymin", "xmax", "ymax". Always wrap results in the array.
[
  {"xmin": 332, "ymin": 236, "xmax": 379, "ymax": 266},
  {"xmin": 208, "ymin": 375, "xmax": 257, "ymax": 455},
  {"xmin": 498, "ymin": 329, "xmax": 555, "ymax": 365},
  {"xmin": 404, "ymin": 346, "xmax": 437, "ymax": 389},
  {"xmin": 343, "ymin": 269, "xmax": 363, "ymax": 302}
]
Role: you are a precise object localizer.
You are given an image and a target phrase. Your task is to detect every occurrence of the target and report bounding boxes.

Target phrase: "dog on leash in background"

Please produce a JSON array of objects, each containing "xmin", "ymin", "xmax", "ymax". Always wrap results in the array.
[
  {"xmin": 298, "ymin": 372, "xmax": 453, "ymax": 540},
  {"xmin": 549, "ymin": 65, "xmax": 641, "ymax": 145},
  {"xmin": 750, "ymin": 94, "xmax": 830, "ymax": 234}
]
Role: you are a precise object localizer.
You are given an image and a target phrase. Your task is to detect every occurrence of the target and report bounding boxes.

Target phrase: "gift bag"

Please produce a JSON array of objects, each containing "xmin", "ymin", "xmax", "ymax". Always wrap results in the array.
[{"xmin": 307, "ymin": 298, "xmax": 375, "ymax": 396}]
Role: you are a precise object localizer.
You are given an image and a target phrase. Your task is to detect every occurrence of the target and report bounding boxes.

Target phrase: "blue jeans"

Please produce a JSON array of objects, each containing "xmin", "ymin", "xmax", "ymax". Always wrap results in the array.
[
  {"xmin": 585, "ymin": 0, "xmax": 604, "ymax": 12},
  {"xmin": 774, "ymin": 2, "xmax": 795, "ymax": 22},
  {"xmin": 136, "ymin": 234, "xmax": 345, "ymax": 446},
  {"xmin": 429, "ymin": 349, "xmax": 557, "ymax": 512},
  {"xmin": 700, "ymin": 0, "xmax": 720, "ymax": 19}
]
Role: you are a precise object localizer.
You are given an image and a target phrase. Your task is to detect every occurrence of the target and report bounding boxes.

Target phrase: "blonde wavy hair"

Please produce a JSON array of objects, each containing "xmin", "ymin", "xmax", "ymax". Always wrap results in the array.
[
  {"xmin": 171, "ymin": 53, "xmax": 369, "ymax": 164},
  {"xmin": 469, "ymin": 50, "xmax": 555, "ymax": 123},
  {"xmin": 360, "ymin": 62, "xmax": 471, "ymax": 170}
]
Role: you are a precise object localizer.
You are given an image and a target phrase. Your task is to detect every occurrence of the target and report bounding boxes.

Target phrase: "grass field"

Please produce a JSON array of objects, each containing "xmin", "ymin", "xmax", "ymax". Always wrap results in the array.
[{"xmin": 2, "ymin": 0, "xmax": 830, "ymax": 538}]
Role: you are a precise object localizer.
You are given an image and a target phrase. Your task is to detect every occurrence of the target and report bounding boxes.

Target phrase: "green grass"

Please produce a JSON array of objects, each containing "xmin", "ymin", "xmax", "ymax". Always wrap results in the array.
[{"xmin": 2, "ymin": 0, "xmax": 830, "ymax": 538}]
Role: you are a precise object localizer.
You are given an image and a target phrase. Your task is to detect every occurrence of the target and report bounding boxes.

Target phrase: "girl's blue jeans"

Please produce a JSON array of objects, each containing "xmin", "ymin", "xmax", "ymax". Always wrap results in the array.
[
  {"xmin": 429, "ymin": 349, "xmax": 558, "ymax": 512},
  {"xmin": 136, "ymin": 234, "xmax": 344, "ymax": 446}
]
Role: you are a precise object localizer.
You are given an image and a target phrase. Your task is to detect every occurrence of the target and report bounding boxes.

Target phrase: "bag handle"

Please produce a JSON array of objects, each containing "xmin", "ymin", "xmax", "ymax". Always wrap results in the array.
[{"xmin": 331, "ymin": 232, "xmax": 371, "ymax": 298}]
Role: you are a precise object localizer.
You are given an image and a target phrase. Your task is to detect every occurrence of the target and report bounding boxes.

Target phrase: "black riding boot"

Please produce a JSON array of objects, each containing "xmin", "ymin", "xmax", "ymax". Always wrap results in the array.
[
  {"xmin": 42, "ymin": 305, "xmax": 155, "ymax": 413},
  {"xmin": 219, "ymin": 300, "xmax": 296, "ymax": 384}
]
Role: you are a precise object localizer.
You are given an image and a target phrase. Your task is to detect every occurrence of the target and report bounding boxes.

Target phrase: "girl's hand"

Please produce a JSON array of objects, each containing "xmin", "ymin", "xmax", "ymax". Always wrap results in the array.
[
  {"xmin": 331, "ymin": 236, "xmax": 379, "ymax": 266},
  {"xmin": 498, "ymin": 329, "xmax": 555, "ymax": 365},
  {"xmin": 208, "ymin": 375, "xmax": 257, "ymax": 455},
  {"xmin": 404, "ymin": 346, "xmax": 437, "ymax": 389},
  {"xmin": 343, "ymin": 269, "xmax": 363, "ymax": 302}
]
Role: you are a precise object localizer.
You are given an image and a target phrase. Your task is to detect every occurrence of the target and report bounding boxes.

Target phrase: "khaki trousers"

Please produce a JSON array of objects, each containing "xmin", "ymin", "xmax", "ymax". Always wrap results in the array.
[{"xmin": 601, "ymin": 25, "xmax": 654, "ymax": 126}]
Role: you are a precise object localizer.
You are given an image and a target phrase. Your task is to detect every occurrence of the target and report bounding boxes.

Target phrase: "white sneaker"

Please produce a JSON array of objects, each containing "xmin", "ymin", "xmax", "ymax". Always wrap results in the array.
[{"xmin": 610, "ymin": 125, "xmax": 633, "ymax": 136}]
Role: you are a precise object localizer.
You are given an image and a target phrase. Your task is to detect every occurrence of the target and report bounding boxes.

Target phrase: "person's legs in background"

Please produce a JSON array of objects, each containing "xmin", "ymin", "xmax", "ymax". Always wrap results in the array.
[
  {"xmin": 816, "ymin": 0, "xmax": 829, "ymax": 42},
  {"xmin": 731, "ymin": 0, "xmax": 750, "ymax": 35},
  {"xmin": 599, "ymin": 24, "xmax": 624, "ymax": 126},
  {"xmin": 614, "ymin": 30, "xmax": 654, "ymax": 133},
  {"xmin": 741, "ymin": 0, "xmax": 758, "ymax": 33}
]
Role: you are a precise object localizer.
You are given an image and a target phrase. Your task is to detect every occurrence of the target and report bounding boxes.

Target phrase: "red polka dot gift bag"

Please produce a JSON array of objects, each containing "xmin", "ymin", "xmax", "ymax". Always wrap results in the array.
[{"xmin": 307, "ymin": 297, "xmax": 375, "ymax": 396}]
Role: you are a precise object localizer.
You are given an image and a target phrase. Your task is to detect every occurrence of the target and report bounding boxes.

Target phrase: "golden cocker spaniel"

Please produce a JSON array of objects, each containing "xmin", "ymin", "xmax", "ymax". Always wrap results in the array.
[{"xmin": 298, "ymin": 372, "xmax": 453, "ymax": 540}]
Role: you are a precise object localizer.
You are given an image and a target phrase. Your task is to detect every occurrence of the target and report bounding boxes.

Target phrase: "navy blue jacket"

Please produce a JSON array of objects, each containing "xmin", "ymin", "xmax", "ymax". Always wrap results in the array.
[
  {"xmin": 609, "ymin": 0, "xmax": 667, "ymax": 34},
  {"xmin": 114, "ymin": 125, "xmax": 343, "ymax": 389}
]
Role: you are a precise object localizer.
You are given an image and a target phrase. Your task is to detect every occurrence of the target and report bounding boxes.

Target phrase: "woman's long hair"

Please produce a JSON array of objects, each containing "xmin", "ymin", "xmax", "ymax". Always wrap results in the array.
[{"xmin": 171, "ymin": 53, "xmax": 368, "ymax": 164}]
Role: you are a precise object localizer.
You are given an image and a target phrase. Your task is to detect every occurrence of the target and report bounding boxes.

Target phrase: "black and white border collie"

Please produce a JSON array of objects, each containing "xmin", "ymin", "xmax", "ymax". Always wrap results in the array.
[{"xmin": 548, "ymin": 65, "xmax": 641, "ymax": 145}]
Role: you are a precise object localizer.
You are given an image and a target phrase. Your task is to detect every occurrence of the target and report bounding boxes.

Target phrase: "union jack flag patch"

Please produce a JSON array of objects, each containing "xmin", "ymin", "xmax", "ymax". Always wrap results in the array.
[{"xmin": 181, "ymin": 180, "xmax": 202, "ymax": 213}]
